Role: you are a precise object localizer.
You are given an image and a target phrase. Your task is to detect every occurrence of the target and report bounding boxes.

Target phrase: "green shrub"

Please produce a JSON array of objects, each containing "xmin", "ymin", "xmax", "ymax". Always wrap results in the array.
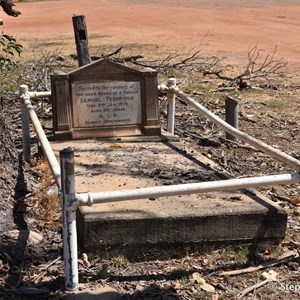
[{"xmin": 0, "ymin": 33, "xmax": 22, "ymax": 75}]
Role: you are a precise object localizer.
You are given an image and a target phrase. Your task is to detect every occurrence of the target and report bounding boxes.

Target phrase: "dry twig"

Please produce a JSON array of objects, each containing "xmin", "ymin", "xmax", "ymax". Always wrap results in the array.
[
  {"xmin": 31, "ymin": 256, "xmax": 62, "ymax": 284},
  {"xmin": 237, "ymin": 279, "xmax": 271, "ymax": 299}
]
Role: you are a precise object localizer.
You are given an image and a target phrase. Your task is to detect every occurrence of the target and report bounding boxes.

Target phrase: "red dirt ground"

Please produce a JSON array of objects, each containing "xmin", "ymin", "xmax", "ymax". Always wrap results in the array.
[{"xmin": 3, "ymin": 0, "xmax": 300, "ymax": 68}]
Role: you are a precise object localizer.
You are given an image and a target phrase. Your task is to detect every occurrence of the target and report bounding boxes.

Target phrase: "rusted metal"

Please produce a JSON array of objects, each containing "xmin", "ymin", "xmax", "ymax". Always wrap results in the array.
[{"xmin": 60, "ymin": 148, "xmax": 78, "ymax": 291}]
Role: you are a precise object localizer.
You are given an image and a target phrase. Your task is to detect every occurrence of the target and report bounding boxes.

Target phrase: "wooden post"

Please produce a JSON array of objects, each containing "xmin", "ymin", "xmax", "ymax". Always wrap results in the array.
[
  {"xmin": 72, "ymin": 15, "xmax": 91, "ymax": 67},
  {"xmin": 225, "ymin": 96, "xmax": 239, "ymax": 141}
]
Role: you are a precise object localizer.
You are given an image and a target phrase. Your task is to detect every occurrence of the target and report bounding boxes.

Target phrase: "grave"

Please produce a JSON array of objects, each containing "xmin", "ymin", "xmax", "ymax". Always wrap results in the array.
[
  {"xmin": 51, "ymin": 140, "xmax": 287, "ymax": 259},
  {"xmin": 50, "ymin": 59, "xmax": 287, "ymax": 259},
  {"xmin": 51, "ymin": 58, "xmax": 161, "ymax": 140}
]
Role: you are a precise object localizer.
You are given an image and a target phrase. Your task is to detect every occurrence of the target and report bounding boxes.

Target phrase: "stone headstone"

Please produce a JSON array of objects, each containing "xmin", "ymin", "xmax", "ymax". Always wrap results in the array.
[{"xmin": 51, "ymin": 59, "xmax": 161, "ymax": 140}]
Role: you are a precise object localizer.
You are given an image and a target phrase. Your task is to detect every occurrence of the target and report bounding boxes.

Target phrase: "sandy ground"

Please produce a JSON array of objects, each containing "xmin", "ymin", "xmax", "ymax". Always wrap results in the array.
[{"xmin": 3, "ymin": 0, "xmax": 300, "ymax": 67}]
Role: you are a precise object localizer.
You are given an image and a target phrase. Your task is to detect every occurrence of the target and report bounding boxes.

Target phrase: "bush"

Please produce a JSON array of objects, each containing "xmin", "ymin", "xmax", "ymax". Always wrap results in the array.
[{"xmin": 0, "ymin": 33, "xmax": 22, "ymax": 75}]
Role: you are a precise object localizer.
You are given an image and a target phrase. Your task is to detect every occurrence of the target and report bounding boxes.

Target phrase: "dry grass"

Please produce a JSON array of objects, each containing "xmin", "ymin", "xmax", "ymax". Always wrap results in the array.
[{"xmin": 33, "ymin": 159, "xmax": 60, "ymax": 225}]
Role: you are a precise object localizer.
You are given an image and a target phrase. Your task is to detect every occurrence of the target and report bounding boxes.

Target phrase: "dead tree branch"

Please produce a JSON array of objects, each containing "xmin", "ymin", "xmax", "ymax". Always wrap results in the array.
[
  {"xmin": 125, "ymin": 49, "xmax": 221, "ymax": 76},
  {"xmin": 20, "ymin": 49, "xmax": 68, "ymax": 90},
  {"xmin": 70, "ymin": 46, "xmax": 144, "ymax": 64},
  {"xmin": 204, "ymin": 44, "xmax": 287, "ymax": 89}
]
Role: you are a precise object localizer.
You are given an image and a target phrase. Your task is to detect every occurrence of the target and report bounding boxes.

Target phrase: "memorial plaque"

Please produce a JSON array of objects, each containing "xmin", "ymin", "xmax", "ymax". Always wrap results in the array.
[
  {"xmin": 51, "ymin": 59, "xmax": 161, "ymax": 140},
  {"xmin": 72, "ymin": 82, "xmax": 141, "ymax": 127}
]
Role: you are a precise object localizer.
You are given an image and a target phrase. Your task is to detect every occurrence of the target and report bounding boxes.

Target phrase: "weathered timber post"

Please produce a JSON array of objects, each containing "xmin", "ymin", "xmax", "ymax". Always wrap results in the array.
[
  {"xmin": 60, "ymin": 148, "xmax": 78, "ymax": 291},
  {"xmin": 225, "ymin": 96, "xmax": 238, "ymax": 141},
  {"xmin": 72, "ymin": 15, "xmax": 91, "ymax": 67},
  {"xmin": 19, "ymin": 84, "xmax": 31, "ymax": 163},
  {"xmin": 167, "ymin": 77, "xmax": 176, "ymax": 135}
]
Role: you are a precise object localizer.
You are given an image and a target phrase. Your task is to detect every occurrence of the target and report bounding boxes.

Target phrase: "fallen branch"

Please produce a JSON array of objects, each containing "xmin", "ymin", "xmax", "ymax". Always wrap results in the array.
[
  {"xmin": 175, "ymin": 126, "xmax": 221, "ymax": 147},
  {"xmin": 218, "ymin": 137, "xmax": 261, "ymax": 152},
  {"xmin": 219, "ymin": 251, "xmax": 299, "ymax": 276},
  {"xmin": 70, "ymin": 53, "xmax": 144, "ymax": 63},
  {"xmin": 31, "ymin": 256, "xmax": 62, "ymax": 284},
  {"xmin": 282, "ymin": 241, "xmax": 300, "ymax": 248},
  {"xmin": 237, "ymin": 279, "xmax": 271, "ymax": 299}
]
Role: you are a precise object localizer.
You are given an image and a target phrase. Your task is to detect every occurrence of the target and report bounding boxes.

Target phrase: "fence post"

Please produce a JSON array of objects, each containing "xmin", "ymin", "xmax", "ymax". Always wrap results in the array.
[
  {"xmin": 72, "ymin": 15, "xmax": 91, "ymax": 67},
  {"xmin": 167, "ymin": 77, "xmax": 176, "ymax": 135},
  {"xmin": 225, "ymin": 96, "xmax": 238, "ymax": 141},
  {"xmin": 19, "ymin": 84, "xmax": 31, "ymax": 163},
  {"xmin": 60, "ymin": 148, "xmax": 78, "ymax": 291}
]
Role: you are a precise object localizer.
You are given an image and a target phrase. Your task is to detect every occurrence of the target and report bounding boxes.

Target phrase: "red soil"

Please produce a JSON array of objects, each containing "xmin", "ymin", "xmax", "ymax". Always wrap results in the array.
[{"xmin": 3, "ymin": 0, "xmax": 300, "ymax": 67}]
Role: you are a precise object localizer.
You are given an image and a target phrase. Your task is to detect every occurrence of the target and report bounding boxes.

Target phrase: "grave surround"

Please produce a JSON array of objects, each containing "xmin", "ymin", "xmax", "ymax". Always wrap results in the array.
[
  {"xmin": 51, "ymin": 59, "xmax": 161, "ymax": 140},
  {"xmin": 50, "ymin": 139, "xmax": 287, "ymax": 259}
]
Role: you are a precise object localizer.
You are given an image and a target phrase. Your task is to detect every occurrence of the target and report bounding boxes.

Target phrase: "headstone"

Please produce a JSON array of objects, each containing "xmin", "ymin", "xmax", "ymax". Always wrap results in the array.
[{"xmin": 51, "ymin": 59, "xmax": 161, "ymax": 140}]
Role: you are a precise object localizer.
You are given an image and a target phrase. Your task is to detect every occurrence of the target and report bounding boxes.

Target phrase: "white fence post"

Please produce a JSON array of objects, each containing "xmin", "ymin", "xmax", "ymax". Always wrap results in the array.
[
  {"xmin": 19, "ymin": 84, "xmax": 31, "ymax": 163},
  {"xmin": 167, "ymin": 77, "xmax": 176, "ymax": 135},
  {"xmin": 60, "ymin": 148, "xmax": 78, "ymax": 291}
]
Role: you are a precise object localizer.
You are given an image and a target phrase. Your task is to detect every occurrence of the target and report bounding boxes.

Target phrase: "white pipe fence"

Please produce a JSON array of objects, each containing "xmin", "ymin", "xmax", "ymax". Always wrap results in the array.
[
  {"xmin": 159, "ymin": 82, "xmax": 300, "ymax": 171},
  {"xmin": 75, "ymin": 172, "xmax": 300, "ymax": 208},
  {"xmin": 19, "ymin": 85, "xmax": 61, "ymax": 187},
  {"xmin": 19, "ymin": 81, "xmax": 300, "ymax": 291}
]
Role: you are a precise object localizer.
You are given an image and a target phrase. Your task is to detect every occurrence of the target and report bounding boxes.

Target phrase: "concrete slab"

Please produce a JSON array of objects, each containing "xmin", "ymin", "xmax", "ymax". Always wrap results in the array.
[
  {"xmin": 51, "ymin": 139, "xmax": 287, "ymax": 259},
  {"xmin": 65, "ymin": 286, "xmax": 121, "ymax": 300}
]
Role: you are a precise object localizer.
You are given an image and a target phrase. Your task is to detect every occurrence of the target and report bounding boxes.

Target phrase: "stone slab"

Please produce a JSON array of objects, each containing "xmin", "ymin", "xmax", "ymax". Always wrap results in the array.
[
  {"xmin": 72, "ymin": 81, "xmax": 142, "ymax": 128},
  {"xmin": 51, "ymin": 139, "xmax": 287, "ymax": 259},
  {"xmin": 65, "ymin": 286, "xmax": 121, "ymax": 300},
  {"xmin": 51, "ymin": 59, "xmax": 161, "ymax": 139}
]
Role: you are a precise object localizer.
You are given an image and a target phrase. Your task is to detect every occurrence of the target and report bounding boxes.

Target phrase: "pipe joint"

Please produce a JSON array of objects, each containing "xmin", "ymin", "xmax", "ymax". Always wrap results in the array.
[
  {"xmin": 87, "ymin": 192, "xmax": 94, "ymax": 206},
  {"xmin": 19, "ymin": 84, "xmax": 29, "ymax": 95},
  {"xmin": 167, "ymin": 78, "xmax": 177, "ymax": 96},
  {"xmin": 158, "ymin": 84, "xmax": 168, "ymax": 94},
  {"xmin": 167, "ymin": 77, "xmax": 177, "ymax": 87},
  {"xmin": 74, "ymin": 193, "xmax": 93, "ymax": 207},
  {"xmin": 67, "ymin": 196, "xmax": 78, "ymax": 211}
]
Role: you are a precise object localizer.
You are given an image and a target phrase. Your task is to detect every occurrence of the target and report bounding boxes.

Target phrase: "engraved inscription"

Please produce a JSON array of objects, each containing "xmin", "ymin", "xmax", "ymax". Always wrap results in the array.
[{"xmin": 72, "ymin": 82, "xmax": 141, "ymax": 127}]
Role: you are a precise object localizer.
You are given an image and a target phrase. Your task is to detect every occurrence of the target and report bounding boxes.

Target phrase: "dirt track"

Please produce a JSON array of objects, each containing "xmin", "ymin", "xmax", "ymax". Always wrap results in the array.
[{"xmin": 3, "ymin": 0, "xmax": 300, "ymax": 68}]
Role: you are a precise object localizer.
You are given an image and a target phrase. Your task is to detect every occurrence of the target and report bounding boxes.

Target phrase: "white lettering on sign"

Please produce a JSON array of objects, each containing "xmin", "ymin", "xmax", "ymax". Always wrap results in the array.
[{"xmin": 72, "ymin": 82, "xmax": 141, "ymax": 127}]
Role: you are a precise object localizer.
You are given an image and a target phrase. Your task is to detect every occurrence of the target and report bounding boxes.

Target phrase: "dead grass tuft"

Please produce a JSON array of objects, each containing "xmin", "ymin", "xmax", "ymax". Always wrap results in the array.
[{"xmin": 33, "ymin": 159, "xmax": 61, "ymax": 225}]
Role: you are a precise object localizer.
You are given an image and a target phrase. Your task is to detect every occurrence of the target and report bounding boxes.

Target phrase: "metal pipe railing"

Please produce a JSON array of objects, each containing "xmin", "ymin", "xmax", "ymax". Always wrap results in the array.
[
  {"xmin": 19, "ymin": 85, "xmax": 61, "ymax": 187},
  {"xmin": 159, "ymin": 84, "xmax": 300, "ymax": 171},
  {"xmin": 28, "ymin": 90, "xmax": 52, "ymax": 99},
  {"xmin": 75, "ymin": 172, "xmax": 300, "ymax": 207},
  {"xmin": 167, "ymin": 77, "xmax": 176, "ymax": 135},
  {"xmin": 20, "ymin": 87, "xmax": 31, "ymax": 162},
  {"xmin": 60, "ymin": 148, "xmax": 78, "ymax": 291}
]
